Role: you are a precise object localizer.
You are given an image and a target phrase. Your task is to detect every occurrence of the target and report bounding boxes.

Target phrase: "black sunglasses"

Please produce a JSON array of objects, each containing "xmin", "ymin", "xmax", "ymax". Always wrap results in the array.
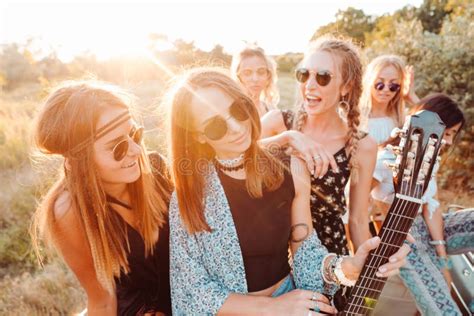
[
  {"xmin": 374, "ymin": 82, "xmax": 401, "ymax": 93},
  {"xmin": 202, "ymin": 99, "xmax": 250, "ymax": 141},
  {"xmin": 112, "ymin": 125, "xmax": 144, "ymax": 161},
  {"xmin": 295, "ymin": 68, "xmax": 333, "ymax": 86}
]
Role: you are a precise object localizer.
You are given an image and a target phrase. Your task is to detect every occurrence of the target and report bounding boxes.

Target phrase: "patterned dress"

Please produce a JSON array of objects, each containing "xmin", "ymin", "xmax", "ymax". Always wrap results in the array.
[
  {"xmin": 282, "ymin": 110, "xmax": 350, "ymax": 255},
  {"xmin": 399, "ymin": 210, "xmax": 474, "ymax": 315}
]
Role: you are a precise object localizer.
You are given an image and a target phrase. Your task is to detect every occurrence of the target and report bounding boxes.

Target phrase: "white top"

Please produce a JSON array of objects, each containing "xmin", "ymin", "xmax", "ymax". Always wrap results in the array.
[
  {"xmin": 371, "ymin": 148, "xmax": 440, "ymax": 218},
  {"xmin": 367, "ymin": 117, "xmax": 397, "ymax": 145}
]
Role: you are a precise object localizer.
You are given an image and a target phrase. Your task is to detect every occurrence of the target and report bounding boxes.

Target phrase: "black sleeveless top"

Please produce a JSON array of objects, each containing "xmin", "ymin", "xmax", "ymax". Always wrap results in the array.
[
  {"xmin": 114, "ymin": 152, "xmax": 172, "ymax": 315},
  {"xmin": 281, "ymin": 110, "xmax": 367, "ymax": 255},
  {"xmin": 217, "ymin": 154, "xmax": 295, "ymax": 292}
]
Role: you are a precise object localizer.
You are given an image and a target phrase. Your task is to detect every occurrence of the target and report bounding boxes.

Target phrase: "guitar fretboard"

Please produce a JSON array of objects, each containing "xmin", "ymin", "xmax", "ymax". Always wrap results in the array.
[{"xmin": 341, "ymin": 196, "xmax": 421, "ymax": 315}]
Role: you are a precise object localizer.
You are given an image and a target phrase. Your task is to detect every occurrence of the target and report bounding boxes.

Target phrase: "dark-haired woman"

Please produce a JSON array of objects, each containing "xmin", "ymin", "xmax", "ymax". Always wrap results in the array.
[{"xmin": 372, "ymin": 93, "xmax": 474, "ymax": 315}]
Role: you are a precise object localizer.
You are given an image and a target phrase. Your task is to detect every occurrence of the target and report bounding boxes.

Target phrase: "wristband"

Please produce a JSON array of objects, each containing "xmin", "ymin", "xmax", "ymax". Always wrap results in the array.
[
  {"xmin": 429, "ymin": 240, "xmax": 447, "ymax": 246},
  {"xmin": 334, "ymin": 256, "xmax": 357, "ymax": 287}
]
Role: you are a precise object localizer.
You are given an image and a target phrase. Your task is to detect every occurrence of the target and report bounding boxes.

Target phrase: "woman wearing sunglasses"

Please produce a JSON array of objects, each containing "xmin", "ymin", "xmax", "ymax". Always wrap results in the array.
[
  {"xmin": 31, "ymin": 81, "xmax": 172, "ymax": 315},
  {"xmin": 261, "ymin": 36, "xmax": 375, "ymax": 261},
  {"xmin": 359, "ymin": 55, "xmax": 420, "ymax": 145},
  {"xmin": 230, "ymin": 43, "xmax": 279, "ymax": 117},
  {"xmin": 371, "ymin": 94, "xmax": 473, "ymax": 315},
  {"xmin": 165, "ymin": 67, "xmax": 410, "ymax": 315}
]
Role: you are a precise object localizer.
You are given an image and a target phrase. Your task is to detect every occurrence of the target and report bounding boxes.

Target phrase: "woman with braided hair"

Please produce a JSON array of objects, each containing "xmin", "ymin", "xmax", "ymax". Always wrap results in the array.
[{"xmin": 261, "ymin": 36, "xmax": 376, "ymax": 257}]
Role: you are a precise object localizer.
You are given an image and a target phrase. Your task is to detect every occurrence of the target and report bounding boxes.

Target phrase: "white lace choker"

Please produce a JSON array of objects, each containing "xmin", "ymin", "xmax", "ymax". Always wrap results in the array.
[{"xmin": 215, "ymin": 154, "xmax": 245, "ymax": 168}]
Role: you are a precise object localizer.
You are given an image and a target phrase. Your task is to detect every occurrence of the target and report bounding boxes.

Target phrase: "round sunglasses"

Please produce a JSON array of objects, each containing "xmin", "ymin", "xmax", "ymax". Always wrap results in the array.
[
  {"xmin": 374, "ymin": 81, "xmax": 401, "ymax": 93},
  {"xmin": 295, "ymin": 68, "xmax": 333, "ymax": 86},
  {"xmin": 111, "ymin": 125, "xmax": 144, "ymax": 161},
  {"xmin": 202, "ymin": 99, "xmax": 250, "ymax": 141}
]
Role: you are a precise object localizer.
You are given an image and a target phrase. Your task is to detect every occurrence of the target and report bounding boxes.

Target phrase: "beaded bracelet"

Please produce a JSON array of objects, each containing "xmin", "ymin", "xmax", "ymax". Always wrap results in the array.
[
  {"xmin": 334, "ymin": 256, "xmax": 357, "ymax": 287},
  {"xmin": 321, "ymin": 254, "xmax": 357, "ymax": 286},
  {"xmin": 321, "ymin": 253, "xmax": 338, "ymax": 284}
]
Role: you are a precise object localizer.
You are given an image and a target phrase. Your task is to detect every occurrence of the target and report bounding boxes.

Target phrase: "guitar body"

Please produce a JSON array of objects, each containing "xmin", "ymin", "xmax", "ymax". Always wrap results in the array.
[{"xmin": 339, "ymin": 110, "xmax": 446, "ymax": 315}]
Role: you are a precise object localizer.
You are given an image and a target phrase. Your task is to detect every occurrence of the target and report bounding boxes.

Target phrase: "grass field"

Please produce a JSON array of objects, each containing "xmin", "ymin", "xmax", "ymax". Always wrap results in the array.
[{"xmin": 0, "ymin": 77, "xmax": 472, "ymax": 315}]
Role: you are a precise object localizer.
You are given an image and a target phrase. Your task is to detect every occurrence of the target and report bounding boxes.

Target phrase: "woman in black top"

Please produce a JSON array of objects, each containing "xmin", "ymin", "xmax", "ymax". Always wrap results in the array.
[{"xmin": 31, "ymin": 81, "xmax": 171, "ymax": 315}]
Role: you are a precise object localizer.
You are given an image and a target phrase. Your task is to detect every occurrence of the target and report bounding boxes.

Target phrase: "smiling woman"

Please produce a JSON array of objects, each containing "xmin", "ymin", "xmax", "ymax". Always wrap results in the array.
[{"xmin": 31, "ymin": 81, "xmax": 172, "ymax": 315}]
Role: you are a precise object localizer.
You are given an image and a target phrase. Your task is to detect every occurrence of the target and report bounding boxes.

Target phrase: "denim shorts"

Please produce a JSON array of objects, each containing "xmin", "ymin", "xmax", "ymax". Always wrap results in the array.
[{"xmin": 271, "ymin": 274, "xmax": 296, "ymax": 297}]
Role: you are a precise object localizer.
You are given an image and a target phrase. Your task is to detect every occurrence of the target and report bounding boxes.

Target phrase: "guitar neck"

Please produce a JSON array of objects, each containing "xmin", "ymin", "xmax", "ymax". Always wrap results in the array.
[{"xmin": 341, "ymin": 196, "xmax": 421, "ymax": 315}]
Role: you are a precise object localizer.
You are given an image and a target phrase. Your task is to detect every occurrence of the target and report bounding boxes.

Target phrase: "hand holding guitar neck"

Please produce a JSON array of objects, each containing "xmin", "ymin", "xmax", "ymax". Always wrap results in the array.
[{"xmin": 339, "ymin": 110, "xmax": 446, "ymax": 315}]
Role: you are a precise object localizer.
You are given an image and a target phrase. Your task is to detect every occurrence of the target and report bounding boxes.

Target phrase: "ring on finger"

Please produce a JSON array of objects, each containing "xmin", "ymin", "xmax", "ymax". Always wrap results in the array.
[
  {"xmin": 312, "ymin": 301, "xmax": 320, "ymax": 312},
  {"xmin": 313, "ymin": 154, "xmax": 322, "ymax": 161}
]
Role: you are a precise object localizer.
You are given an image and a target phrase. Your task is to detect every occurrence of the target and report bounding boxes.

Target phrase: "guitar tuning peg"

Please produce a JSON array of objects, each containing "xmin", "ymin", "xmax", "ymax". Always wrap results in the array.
[
  {"xmin": 386, "ymin": 144, "xmax": 401, "ymax": 154},
  {"xmin": 390, "ymin": 127, "xmax": 404, "ymax": 139}
]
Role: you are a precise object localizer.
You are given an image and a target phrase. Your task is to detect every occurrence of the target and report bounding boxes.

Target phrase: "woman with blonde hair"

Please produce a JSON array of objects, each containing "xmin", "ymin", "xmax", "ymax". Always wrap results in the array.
[
  {"xmin": 360, "ymin": 54, "xmax": 419, "ymax": 145},
  {"xmin": 31, "ymin": 81, "xmax": 172, "ymax": 315},
  {"xmin": 262, "ymin": 36, "xmax": 376, "ymax": 258},
  {"xmin": 166, "ymin": 67, "xmax": 409, "ymax": 315},
  {"xmin": 231, "ymin": 43, "xmax": 279, "ymax": 117}
]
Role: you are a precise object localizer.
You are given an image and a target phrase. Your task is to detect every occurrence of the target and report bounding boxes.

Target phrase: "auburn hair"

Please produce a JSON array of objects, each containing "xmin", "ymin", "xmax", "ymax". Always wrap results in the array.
[
  {"xmin": 165, "ymin": 67, "xmax": 284, "ymax": 234},
  {"xmin": 31, "ymin": 80, "xmax": 168, "ymax": 293}
]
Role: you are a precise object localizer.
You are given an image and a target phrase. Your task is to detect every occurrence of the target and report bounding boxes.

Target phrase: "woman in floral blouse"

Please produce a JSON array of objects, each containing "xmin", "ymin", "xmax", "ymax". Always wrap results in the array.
[{"xmin": 164, "ymin": 67, "xmax": 410, "ymax": 315}]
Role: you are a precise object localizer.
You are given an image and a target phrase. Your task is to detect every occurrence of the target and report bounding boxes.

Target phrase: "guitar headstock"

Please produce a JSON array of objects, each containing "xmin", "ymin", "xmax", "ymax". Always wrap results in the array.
[{"xmin": 386, "ymin": 110, "xmax": 445, "ymax": 198}]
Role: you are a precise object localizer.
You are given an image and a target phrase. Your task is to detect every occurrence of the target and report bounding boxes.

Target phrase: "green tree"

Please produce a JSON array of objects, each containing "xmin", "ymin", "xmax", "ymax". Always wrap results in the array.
[
  {"xmin": 417, "ymin": 0, "xmax": 451, "ymax": 33},
  {"xmin": 365, "ymin": 7, "xmax": 474, "ymax": 191},
  {"xmin": 312, "ymin": 7, "xmax": 374, "ymax": 46}
]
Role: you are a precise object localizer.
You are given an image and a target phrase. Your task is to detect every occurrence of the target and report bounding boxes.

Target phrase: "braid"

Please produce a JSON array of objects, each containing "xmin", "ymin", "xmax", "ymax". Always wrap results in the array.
[
  {"xmin": 307, "ymin": 35, "xmax": 363, "ymax": 182},
  {"xmin": 346, "ymin": 103, "xmax": 361, "ymax": 183},
  {"xmin": 293, "ymin": 103, "xmax": 308, "ymax": 132}
]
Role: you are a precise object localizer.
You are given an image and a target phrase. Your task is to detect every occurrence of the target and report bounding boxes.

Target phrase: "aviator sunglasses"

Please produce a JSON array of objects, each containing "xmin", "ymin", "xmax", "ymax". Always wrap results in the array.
[
  {"xmin": 202, "ymin": 99, "xmax": 250, "ymax": 141},
  {"xmin": 374, "ymin": 81, "xmax": 401, "ymax": 93},
  {"xmin": 111, "ymin": 125, "xmax": 144, "ymax": 161},
  {"xmin": 295, "ymin": 68, "xmax": 333, "ymax": 86}
]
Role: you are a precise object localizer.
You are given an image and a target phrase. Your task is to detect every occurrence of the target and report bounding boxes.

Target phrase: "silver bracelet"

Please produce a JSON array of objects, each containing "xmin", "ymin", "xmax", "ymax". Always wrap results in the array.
[{"xmin": 429, "ymin": 240, "xmax": 447, "ymax": 246}]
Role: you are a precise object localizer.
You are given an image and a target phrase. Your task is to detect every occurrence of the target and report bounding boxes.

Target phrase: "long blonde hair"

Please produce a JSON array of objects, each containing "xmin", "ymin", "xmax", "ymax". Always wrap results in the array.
[
  {"xmin": 31, "ymin": 81, "xmax": 168, "ymax": 294},
  {"xmin": 293, "ymin": 36, "xmax": 364, "ymax": 182},
  {"xmin": 165, "ymin": 67, "xmax": 284, "ymax": 234},
  {"xmin": 230, "ymin": 43, "xmax": 280, "ymax": 109},
  {"xmin": 360, "ymin": 55, "xmax": 406, "ymax": 129}
]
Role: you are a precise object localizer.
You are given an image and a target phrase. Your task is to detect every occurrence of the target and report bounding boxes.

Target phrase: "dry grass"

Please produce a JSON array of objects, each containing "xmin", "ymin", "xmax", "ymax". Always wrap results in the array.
[{"xmin": 0, "ymin": 76, "xmax": 472, "ymax": 315}]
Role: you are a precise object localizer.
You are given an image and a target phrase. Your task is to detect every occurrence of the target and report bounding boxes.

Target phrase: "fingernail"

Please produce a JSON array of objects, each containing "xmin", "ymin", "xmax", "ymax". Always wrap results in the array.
[
  {"xmin": 318, "ymin": 175, "xmax": 322, "ymax": 179},
  {"xmin": 389, "ymin": 257, "xmax": 397, "ymax": 263},
  {"xmin": 376, "ymin": 272, "xmax": 383, "ymax": 278},
  {"xmin": 379, "ymin": 267, "xmax": 387, "ymax": 273}
]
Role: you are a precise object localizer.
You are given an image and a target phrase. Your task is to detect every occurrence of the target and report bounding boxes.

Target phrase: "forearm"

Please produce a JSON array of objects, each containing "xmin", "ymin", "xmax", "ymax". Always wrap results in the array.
[
  {"xmin": 423, "ymin": 206, "xmax": 447, "ymax": 257},
  {"xmin": 405, "ymin": 92, "xmax": 420, "ymax": 106},
  {"xmin": 217, "ymin": 294, "xmax": 272, "ymax": 316},
  {"xmin": 87, "ymin": 295, "xmax": 117, "ymax": 316},
  {"xmin": 258, "ymin": 130, "xmax": 291, "ymax": 149},
  {"xmin": 349, "ymin": 217, "xmax": 371, "ymax": 251}
]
